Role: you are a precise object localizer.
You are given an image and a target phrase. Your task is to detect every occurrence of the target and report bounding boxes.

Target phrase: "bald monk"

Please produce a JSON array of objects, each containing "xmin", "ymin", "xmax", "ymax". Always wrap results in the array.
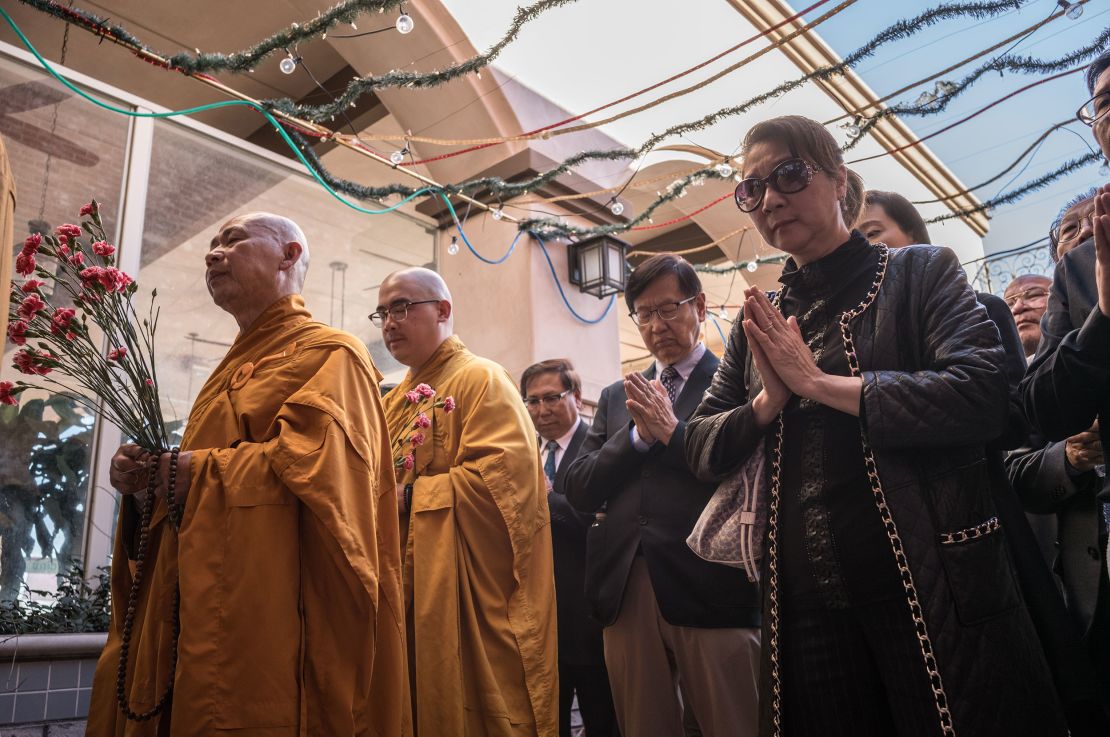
[
  {"xmin": 375, "ymin": 267, "xmax": 557, "ymax": 736},
  {"xmin": 87, "ymin": 213, "xmax": 410, "ymax": 737}
]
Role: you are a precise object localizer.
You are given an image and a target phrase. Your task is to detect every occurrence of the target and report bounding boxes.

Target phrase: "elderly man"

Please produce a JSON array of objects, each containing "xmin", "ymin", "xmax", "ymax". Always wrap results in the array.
[
  {"xmin": 1007, "ymin": 274, "xmax": 1054, "ymax": 361},
  {"xmin": 564, "ymin": 253, "xmax": 760, "ymax": 737},
  {"xmin": 87, "ymin": 214, "xmax": 409, "ymax": 736},
  {"xmin": 376, "ymin": 267, "xmax": 557, "ymax": 737},
  {"xmin": 1020, "ymin": 50, "xmax": 1110, "ymax": 722},
  {"xmin": 1050, "ymin": 189, "xmax": 1097, "ymax": 263},
  {"xmin": 520, "ymin": 358, "xmax": 618, "ymax": 737}
]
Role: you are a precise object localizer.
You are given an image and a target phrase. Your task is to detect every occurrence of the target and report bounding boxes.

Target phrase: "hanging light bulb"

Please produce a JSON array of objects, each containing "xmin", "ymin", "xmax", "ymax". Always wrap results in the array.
[
  {"xmin": 609, "ymin": 200, "xmax": 625, "ymax": 216},
  {"xmin": 843, "ymin": 117, "xmax": 862, "ymax": 138},
  {"xmin": 389, "ymin": 148, "xmax": 407, "ymax": 165},
  {"xmin": 396, "ymin": 13, "xmax": 415, "ymax": 34},
  {"xmin": 715, "ymin": 162, "xmax": 734, "ymax": 178},
  {"xmin": 491, "ymin": 208, "xmax": 504, "ymax": 221},
  {"xmin": 447, "ymin": 236, "xmax": 459, "ymax": 256},
  {"xmin": 746, "ymin": 261, "xmax": 758, "ymax": 273},
  {"xmin": 1059, "ymin": 0, "xmax": 1084, "ymax": 20},
  {"xmin": 279, "ymin": 55, "xmax": 298, "ymax": 75},
  {"xmin": 915, "ymin": 90, "xmax": 938, "ymax": 108}
]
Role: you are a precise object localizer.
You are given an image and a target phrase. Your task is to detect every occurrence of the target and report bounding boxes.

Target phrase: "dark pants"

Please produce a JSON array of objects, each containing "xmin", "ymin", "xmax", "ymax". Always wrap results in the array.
[
  {"xmin": 781, "ymin": 597, "xmax": 941, "ymax": 737},
  {"xmin": 558, "ymin": 662, "xmax": 620, "ymax": 737}
]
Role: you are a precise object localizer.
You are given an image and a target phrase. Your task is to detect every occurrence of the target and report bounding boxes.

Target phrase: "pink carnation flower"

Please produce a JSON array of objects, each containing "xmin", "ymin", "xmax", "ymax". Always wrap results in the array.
[
  {"xmin": 0, "ymin": 381, "xmax": 18, "ymax": 406},
  {"xmin": 7, "ymin": 320, "xmax": 28, "ymax": 346},
  {"xmin": 416, "ymin": 383, "xmax": 436, "ymax": 399},
  {"xmin": 442, "ymin": 396, "xmax": 456, "ymax": 413},
  {"xmin": 69, "ymin": 252, "xmax": 85, "ymax": 267},
  {"xmin": 49, "ymin": 307, "xmax": 76, "ymax": 336},
  {"xmin": 405, "ymin": 390, "xmax": 421, "ymax": 404},
  {"xmin": 54, "ymin": 223, "xmax": 82, "ymax": 239},
  {"xmin": 79, "ymin": 202, "xmax": 96, "ymax": 217},
  {"xmin": 414, "ymin": 413, "xmax": 431, "ymax": 429},
  {"xmin": 13, "ymin": 349, "xmax": 54, "ymax": 376},
  {"xmin": 402, "ymin": 453, "xmax": 415, "ymax": 471},
  {"xmin": 20, "ymin": 279, "xmax": 45, "ymax": 293},
  {"xmin": 22, "ymin": 233, "xmax": 41, "ymax": 254},
  {"xmin": 15, "ymin": 252, "xmax": 35, "ymax": 277},
  {"xmin": 92, "ymin": 241, "xmax": 116, "ymax": 257},
  {"xmin": 17, "ymin": 294, "xmax": 46, "ymax": 321},
  {"xmin": 107, "ymin": 346, "xmax": 127, "ymax": 361},
  {"xmin": 410, "ymin": 432, "xmax": 426, "ymax": 447}
]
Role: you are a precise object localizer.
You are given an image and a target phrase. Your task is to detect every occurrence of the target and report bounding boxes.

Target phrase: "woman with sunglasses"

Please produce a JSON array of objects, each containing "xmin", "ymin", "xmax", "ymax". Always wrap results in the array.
[{"xmin": 684, "ymin": 116, "xmax": 1065, "ymax": 737}]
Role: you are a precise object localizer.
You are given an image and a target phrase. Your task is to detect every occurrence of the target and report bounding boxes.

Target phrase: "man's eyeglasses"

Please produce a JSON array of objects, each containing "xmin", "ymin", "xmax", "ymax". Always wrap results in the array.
[
  {"xmin": 1003, "ymin": 287, "xmax": 1049, "ymax": 309},
  {"xmin": 368, "ymin": 299, "xmax": 440, "ymax": 328},
  {"xmin": 1050, "ymin": 212, "xmax": 1094, "ymax": 247},
  {"xmin": 1077, "ymin": 91, "xmax": 1110, "ymax": 126},
  {"xmin": 734, "ymin": 158, "xmax": 821, "ymax": 213},
  {"xmin": 630, "ymin": 295, "xmax": 697, "ymax": 326},
  {"xmin": 523, "ymin": 389, "xmax": 572, "ymax": 410}
]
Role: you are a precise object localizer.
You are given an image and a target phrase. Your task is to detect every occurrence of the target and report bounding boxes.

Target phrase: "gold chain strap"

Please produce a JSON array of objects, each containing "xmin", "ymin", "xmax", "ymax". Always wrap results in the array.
[
  {"xmin": 763, "ymin": 244, "xmax": 955, "ymax": 737},
  {"xmin": 837, "ymin": 245, "xmax": 956, "ymax": 736},
  {"xmin": 939, "ymin": 516, "xmax": 1000, "ymax": 545}
]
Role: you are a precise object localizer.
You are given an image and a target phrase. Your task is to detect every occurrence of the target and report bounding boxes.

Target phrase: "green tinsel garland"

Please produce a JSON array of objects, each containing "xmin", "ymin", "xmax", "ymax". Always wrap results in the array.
[
  {"xmin": 18, "ymin": 0, "xmax": 404, "ymax": 73},
  {"xmin": 694, "ymin": 255, "xmax": 789, "ymax": 275},
  {"xmin": 431, "ymin": 0, "xmax": 1028, "ymax": 214},
  {"xmin": 843, "ymin": 27, "xmax": 1110, "ymax": 149},
  {"xmin": 925, "ymin": 151, "xmax": 1100, "ymax": 224},
  {"xmin": 267, "ymin": 0, "xmax": 580, "ymax": 120}
]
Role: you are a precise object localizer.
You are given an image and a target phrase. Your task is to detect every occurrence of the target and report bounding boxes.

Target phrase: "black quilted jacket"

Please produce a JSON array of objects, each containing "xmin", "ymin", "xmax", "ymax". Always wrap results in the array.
[{"xmin": 685, "ymin": 244, "xmax": 1066, "ymax": 736}]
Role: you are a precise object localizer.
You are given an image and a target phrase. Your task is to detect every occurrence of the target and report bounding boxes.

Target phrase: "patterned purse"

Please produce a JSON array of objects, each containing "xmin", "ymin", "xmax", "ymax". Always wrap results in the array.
[{"xmin": 686, "ymin": 447, "xmax": 767, "ymax": 583}]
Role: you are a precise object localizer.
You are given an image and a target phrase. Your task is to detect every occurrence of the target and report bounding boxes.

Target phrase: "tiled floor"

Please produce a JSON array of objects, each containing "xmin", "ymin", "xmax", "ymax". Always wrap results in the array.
[{"xmin": 0, "ymin": 658, "xmax": 97, "ymax": 725}]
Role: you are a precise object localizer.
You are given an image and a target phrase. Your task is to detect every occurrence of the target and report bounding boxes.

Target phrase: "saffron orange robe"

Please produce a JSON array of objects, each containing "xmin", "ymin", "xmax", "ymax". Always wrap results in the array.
[
  {"xmin": 384, "ymin": 337, "xmax": 557, "ymax": 737},
  {"xmin": 87, "ymin": 295, "xmax": 410, "ymax": 737}
]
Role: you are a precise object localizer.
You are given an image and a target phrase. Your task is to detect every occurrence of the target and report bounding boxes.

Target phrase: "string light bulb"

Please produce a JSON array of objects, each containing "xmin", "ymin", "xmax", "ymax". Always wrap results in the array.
[
  {"xmin": 279, "ymin": 55, "xmax": 298, "ymax": 75},
  {"xmin": 389, "ymin": 148, "xmax": 407, "ymax": 165},
  {"xmin": 491, "ymin": 208, "xmax": 504, "ymax": 221},
  {"xmin": 447, "ymin": 236, "xmax": 459, "ymax": 255},
  {"xmin": 746, "ymin": 261, "xmax": 758, "ymax": 273},
  {"xmin": 715, "ymin": 162, "xmax": 734, "ymax": 178},
  {"xmin": 396, "ymin": 13, "xmax": 415, "ymax": 34},
  {"xmin": 844, "ymin": 117, "xmax": 862, "ymax": 138},
  {"xmin": 609, "ymin": 200, "xmax": 625, "ymax": 216},
  {"xmin": 1058, "ymin": 0, "xmax": 1084, "ymax": 20}
]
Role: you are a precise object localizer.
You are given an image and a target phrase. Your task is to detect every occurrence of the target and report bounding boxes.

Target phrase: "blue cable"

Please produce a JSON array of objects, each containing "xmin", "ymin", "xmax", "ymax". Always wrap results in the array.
[
  {"xmin": 531, "ymin": 233, "xmax": 615, "ymax": 325},
  {"xmin": 4, "ymin": 7, "xmax": 616, "ymax": 326},
  {"xmin": 709, "ymin": 315, "xmax": 729, "ymax": 346},
  {"xmin": 439, "ymin": 193, "xmax": 520, "ymax": 264},
  {"xmin": 0, "ymin": 7, "xmax": 430, "ymax": 217}
]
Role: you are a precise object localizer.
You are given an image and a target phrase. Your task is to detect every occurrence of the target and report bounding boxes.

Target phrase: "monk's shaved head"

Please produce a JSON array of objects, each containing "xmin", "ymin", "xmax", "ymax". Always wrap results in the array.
[
  {"xmin": 380, "ymin": 266, "xmax": 451, "ymax": 303},
  {"xmin": 376, "ymin": 267, "xmax": 454, "ymax": 369},
  {"xmin": 206, "ymin": 212, "xmax": 311, "ymax": 331}
]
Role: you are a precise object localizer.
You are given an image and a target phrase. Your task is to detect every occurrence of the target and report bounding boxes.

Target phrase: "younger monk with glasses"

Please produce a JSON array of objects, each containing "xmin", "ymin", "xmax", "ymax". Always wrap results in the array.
[{"xmin": 374, "ymin": 267, "xmax": 558, "ymax": 737}]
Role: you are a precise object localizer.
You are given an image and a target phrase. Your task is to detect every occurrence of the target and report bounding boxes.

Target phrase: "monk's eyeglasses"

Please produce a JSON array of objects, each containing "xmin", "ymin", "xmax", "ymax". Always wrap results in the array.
[{"xmin": 369, "ymin": 300, "xmax": 440, "ymax": 328}]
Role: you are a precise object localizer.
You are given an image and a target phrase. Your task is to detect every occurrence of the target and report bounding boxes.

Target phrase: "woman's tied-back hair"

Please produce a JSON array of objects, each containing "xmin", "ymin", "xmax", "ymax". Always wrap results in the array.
[{"xmin": 741, "ymin": 115, "xmax": 855, "ymax": 223}]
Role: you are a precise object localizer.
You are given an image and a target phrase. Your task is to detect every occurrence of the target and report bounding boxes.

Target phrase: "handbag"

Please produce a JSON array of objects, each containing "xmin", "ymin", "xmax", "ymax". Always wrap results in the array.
[{"xmin": 686, "ymin": 446, "xmax": 767, "ymax": 583}]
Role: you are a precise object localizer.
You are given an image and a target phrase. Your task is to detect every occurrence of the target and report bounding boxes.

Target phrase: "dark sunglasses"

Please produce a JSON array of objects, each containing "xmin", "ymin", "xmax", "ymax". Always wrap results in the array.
[{"xmin": 734, "ymin": 158, "xmax": 820, "ymax": 213}]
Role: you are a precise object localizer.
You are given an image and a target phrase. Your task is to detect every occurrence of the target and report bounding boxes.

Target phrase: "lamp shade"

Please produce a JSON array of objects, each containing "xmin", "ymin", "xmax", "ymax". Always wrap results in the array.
[{"xmin": 568, "ymin": 234, "xmax": 629, "ymax": 299}]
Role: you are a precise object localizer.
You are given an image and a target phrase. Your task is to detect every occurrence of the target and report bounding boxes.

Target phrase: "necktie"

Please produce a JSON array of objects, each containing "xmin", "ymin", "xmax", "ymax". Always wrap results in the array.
[
  {"xmin": 544, "ymin": 439, "xmax": 559, "ymax": 484},
  {"xmin": 660, "ymin": 365, "xmax": 680, "ymax": 406}
]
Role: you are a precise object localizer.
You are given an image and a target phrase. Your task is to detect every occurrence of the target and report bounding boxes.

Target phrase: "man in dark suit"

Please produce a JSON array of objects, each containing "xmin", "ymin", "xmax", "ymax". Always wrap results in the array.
[
  {"xmin": 521, "ymin": 359, "xmax": 618, "ymax": 737},
  {"xmin": 564, "ymin": 254, "xmax": 760, "ymax": 737},
  {"xmin": 1020, "ymin": 49, "xmax": 1110, "ymax": 719}
]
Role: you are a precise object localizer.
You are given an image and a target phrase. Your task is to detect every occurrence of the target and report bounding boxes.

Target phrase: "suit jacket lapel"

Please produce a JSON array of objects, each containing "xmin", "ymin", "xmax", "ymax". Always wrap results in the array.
[
  {"xmin": 672, "ymin": 350, "xmax": 719, "ymax": 421},
  {"xmin": 555, "ymin": 419, "xmax": 589, "ymax": 492}
]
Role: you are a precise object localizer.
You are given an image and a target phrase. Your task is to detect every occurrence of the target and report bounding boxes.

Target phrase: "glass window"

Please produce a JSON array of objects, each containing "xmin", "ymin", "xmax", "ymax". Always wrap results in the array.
[
  {"xmin": 135, "ymin": 120, "xmax": 435, "ymax": 441},
  {"xmin": 0, "ymin": 54, "xmax": 131, "ymax": 601}
]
